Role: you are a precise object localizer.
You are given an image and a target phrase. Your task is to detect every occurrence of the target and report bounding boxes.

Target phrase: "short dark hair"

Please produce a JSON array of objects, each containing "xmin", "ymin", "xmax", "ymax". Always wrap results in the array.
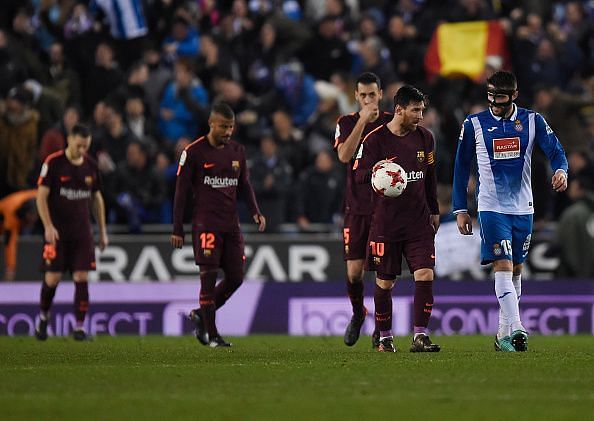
[
  {"xmin": 487, "ymin": 71, "xmax": 517, "ymax": 90},
  {"xmin": 356, "ymin": 72, "xmax": 381, "ymax": 90},
  {"xmin": 210, "ymin": 102, "xmax": 235, "ymax": 119},
  {"xmin": 393, "ymin": 85, "xmax": 427, "ymax": 108},
  {"xmin": 70, "ymin": 123, "xmax": 91, "ymax": 138}
]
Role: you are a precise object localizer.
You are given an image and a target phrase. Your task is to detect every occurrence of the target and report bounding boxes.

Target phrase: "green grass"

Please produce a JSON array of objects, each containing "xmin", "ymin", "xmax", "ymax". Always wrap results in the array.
[{"xmin": 1, "ymin": 335, "xmax": 593, "ymax": 420}]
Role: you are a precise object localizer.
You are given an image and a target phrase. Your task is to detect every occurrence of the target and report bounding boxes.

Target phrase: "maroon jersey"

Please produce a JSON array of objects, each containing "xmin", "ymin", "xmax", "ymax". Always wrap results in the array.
[
  {"xmin": 38, "ymin": 150, "xmax": 101, "ymax": 241},
  {"xmin": 355, "ymin": 125, "xmax": 439, "ymax": 241},
  {"xmin": 173, "ymin": 136, "xmax": 261, "ymax": 235},
  {"xmin": 334, "ymin": 111, "xmax": 392, "ymax": 215}
]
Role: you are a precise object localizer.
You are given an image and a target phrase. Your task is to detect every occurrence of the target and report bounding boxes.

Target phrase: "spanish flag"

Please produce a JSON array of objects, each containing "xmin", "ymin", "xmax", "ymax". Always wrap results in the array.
[{"xmin": 424, "ymin": 20, "xmax": 509, "ymax": 82}]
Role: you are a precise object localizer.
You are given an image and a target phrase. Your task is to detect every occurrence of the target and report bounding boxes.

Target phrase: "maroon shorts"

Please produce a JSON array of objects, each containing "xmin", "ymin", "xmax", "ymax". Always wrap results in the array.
[
  {"xmin": 41, "ymin": 237, "xmax": 96, "ymax": 273},
  {"xmin": 192, "ymin": 230, "xmax": 245, "ymax": 271},
  {"xmin": 342, "ymin": 213, "xmax": 372, "ymax": 261},
  {"xmin": 365, "ymin": 234, "xmax": 435, "ymax": 279}
]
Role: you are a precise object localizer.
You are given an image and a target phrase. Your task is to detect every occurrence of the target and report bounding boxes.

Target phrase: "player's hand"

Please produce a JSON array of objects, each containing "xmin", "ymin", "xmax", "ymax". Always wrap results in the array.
[
  {"xmin": 99, "ymin": 232, "xmax": 109, "ymax": 251},
  {"xmin": 456, "ymin": 213, "xmax": 473, "ymax": 235},
  {"xmin": 359, "ymin": 103, "xmax": 379, "ymax": 123},
  {"xmin": 552, "ymin": 170, "xmax": 567, "ymax": 192},
  {"xmin": 170, "ymin": 234, "xmax": 184, "ymax": 249},
  {"xmin": 44, "ymin": 225, "xmax": 60, "ymax": 245},
  {"xmin": 430, "ymin": 214, "xmax": 440, "ymax": 234},
  {"xmin": 254, "ymin": 214, "xmax": 266, "ymax": 232}
]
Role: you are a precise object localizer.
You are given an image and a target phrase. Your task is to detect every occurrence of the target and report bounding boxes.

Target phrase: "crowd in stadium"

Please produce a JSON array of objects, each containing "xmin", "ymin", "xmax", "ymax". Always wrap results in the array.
[{"xmin": 0, "ymin": 0, "xmax": 593, "ymax": 234}]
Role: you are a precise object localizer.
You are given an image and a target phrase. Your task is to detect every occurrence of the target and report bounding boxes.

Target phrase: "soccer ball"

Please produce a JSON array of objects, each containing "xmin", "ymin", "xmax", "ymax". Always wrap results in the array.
[{"xmin": 371, "ymin": 161, "xmax": 408, "ymax": 198}]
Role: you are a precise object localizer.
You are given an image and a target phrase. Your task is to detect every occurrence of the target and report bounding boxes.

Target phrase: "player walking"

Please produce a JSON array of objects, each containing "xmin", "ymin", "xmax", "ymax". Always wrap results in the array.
[
  {"xmin": 452, "ymin": 71, "xmax": 568, "ymax": 352},
  {"xmin": 171, "ymin": 102, "xmax": 266, "ymax": 348},
  {"xmin": 334, "ymin": 72, "xmax": 392, "ymax": 347},
  {"xmin": 355, "ymin": 85, "xmax": 441, "ymax": 353}
]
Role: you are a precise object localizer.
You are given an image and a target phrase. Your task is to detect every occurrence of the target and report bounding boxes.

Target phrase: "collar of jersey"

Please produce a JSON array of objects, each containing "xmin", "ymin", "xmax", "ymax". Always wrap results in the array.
[{"xmin": 489, "ymin": 103, "xmax": 517, "ymax": 121}]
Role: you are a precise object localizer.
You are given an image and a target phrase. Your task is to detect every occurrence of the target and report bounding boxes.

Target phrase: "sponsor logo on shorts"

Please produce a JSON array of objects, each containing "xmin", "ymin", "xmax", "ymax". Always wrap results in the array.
[
  {"xmin": 203, "ymin": 249, "xmax": 212, "ymax": 257},
  {"xmin": 344, "ymin": 245, "xmax": 349, "ymax": 254},
  {"xmin": 373, "ymin": 257, "xmax": 381, "ymax": 265},
  {"xmin": 203, "ymin": 175, "xmax": 239, "ymax": 188}
]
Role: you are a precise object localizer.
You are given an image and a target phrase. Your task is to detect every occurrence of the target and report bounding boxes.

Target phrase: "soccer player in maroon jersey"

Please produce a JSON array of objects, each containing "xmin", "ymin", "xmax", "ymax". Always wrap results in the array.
[
  {"xmin": 355, "ymin": 85, "xmax": 441, "ymax": 353},
  {"xmin": 35, "ymin": 124, "xmax": 108, "ymax": 341},
  {"xmin": 334, "ymin": 72, "xmax": 392, "ymax": 348},
  {"xmin": 171, "ymin": 102, "xmax": 266, "ymax": 348}
]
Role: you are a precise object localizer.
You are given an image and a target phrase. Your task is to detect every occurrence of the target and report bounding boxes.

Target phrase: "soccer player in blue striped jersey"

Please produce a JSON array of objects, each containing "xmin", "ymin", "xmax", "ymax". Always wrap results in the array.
[{"xmin": 452, "ymin": 71, "xmax": 568, "ymax": 352}]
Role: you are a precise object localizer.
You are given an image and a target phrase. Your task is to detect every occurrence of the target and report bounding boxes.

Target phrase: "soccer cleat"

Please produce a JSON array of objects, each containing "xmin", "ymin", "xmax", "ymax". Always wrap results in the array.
[
  {"xmin": 343, "ymin": 308, "xmax": 367, "ymax": 346},
  {"xmin": 511, "ymin": 329, "xmax": 529, "ymax": 352},
  {"xmin": 378, "ymin": 337, "xmax": 396, "ymax": 353},
  {"xmin": 208, "ymin": 335, "xmax": 232, "ymax": 348},
  {"xmin": 371, "ymin": 330, "xmax": 380, "ymax": 349},
  {"xmin": 189, "ymin": 308, "xmax": 208, "ymax": 345},
  {"xmin": 73, "ymin": 329, "xmax": 90, "ymax": 341},
  {"xmin": 35, "ymin": 318, "xmax": 48, "ymax": 341},
  {"xmin": 494, "ymin": 335, "xmax": 515, "ymax": 352},
  {"xmin": 410, "ymin": 334, "xmax": 441, "ymax": 352}
]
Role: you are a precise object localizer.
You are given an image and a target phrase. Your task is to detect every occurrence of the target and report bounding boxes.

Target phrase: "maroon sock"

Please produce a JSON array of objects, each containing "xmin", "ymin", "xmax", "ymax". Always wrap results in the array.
[
  {"xmin": 74, "ymin": 282, "xmax": 89, "ymax": 327},
  {"xmin": 214, "ymin": 278, "xmax": 243, "ymax": 309},
  {"xmin": 40, "ymin": 281, "xmax": 57, "ymax": 316},
  {"xmin": 413, "ymin": 281, "xmax": 434, "ymax": 332},
  {"xmin": 374, "ymin": 283, "xmax": 393, "ymax": 333},
  {"xmin": 199, "ymin": 271, "xmax": 218, "ymax": 338},
  {"xmin": 346, "ymin": 279, "xmax": 365, "ymax": 318}
]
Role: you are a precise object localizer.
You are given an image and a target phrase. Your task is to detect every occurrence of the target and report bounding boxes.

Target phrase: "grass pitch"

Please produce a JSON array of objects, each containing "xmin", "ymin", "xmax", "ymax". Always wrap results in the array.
[{"xmin": 1, "ymin": 335, "xmax": 592, "ymax": 420}]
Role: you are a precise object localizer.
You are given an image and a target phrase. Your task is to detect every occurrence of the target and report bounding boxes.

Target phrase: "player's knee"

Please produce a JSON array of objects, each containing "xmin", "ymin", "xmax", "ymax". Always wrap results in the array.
[
  {"xmin": 413, "ymin": 268, "xmax": 434, "ymax": 281},
  {"xmin": 376, "ymin": 276, "xmax": 395, "ymax": 290},
  {"xmin": 493, "ymin": 259, "xmax": 513, "ymax": 272},
  {"xmin": 347, "ymin": 271, "xmax": 363, "ymax": 284}
]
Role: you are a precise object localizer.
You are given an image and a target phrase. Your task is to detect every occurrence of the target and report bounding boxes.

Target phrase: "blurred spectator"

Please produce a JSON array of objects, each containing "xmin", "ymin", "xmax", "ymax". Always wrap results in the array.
[
  {"xmin": 383, "ymin": 14, "xmax": 424, "ymax": 85},
  {"xmin": 329, "ymin": 71, "xmax": 358, "ymax": 114},
  {"xmin": 125, "ymin": 94, "xmax": 157, "ymax": 148},
  {"xmin": 83, "ymin": 42, "xmax": 124, "ymax": 115},
  {"xmin": 38, "ymin": 105, "xmax": 81, "ymax": 162},
  {"xmin": 158, "ymin": 57, "xmax": 209, "ymax": 144},
  {"xmin": 356, "ymin": 36, "xmax": 397, "ymax": 85},
  {"xmin": 296, "ymin": 150, "xmax": 343, "ymax": 229},
  {"xmin": 0, "ymin": 189, "xmax": 38, "ymax": 281},
  {"xmin": 46, "ymin": 41, "xmax": 82, "ymax": 106},
  {"xmin": 554, "ymin": 168, "xmax": 594, "ymax": 278},
  {"xmin": 23, "ymin": 79, "xmax": 64, "ymax": 141},
  {"xmin": 143, "ymin": 46, "xmax": 172, "ymax": 119},
  {"xmin": 162, "ymin": 15, "xmax": 200, "ymax": 63},
  {"xmin": 0, "ymin": 87, "xmax": 38, "ymax": 198},
  {"xmin": 271, "ymin": 109, "xmax": 308, "ymax": 176},
  {"xmin": 91, "ymin": 0, "xmax": 149, "ymax": 68},
  {"xmin": 95, "ymin": 101, "xmax": 139, "ymax": 172},
  {"xmin": 0, "ymin": 29, "xmax": 28, "ymax": 98},
  {"xmin": 108, "ymin": 141, "xmax": 166, "ymax": 232},
  {"xmin": 299, "ymin": 15, "xmax": 351, "ymax": 81},
  {"xmin": 274, "ymin": 60, "xmax": 319, "ymax": 127},
  {"xmin": 197, "ymin": 33, "xmax": 242, "ymax": 92},
  {"xmin": 250, "ymin": 135, "xmax": 293, "ymax": 231}
]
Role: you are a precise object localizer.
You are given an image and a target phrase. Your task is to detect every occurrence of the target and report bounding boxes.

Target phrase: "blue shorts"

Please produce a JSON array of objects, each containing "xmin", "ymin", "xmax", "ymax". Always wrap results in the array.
[{"xmin": 477, "ymin": 211, "xmax": 533, "ymax": 265}]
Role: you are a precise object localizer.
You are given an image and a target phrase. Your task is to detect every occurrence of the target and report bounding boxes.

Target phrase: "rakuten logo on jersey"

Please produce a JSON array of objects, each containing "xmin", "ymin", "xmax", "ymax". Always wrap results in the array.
[
  {"xmin": 203, "ymin": 175, "xmax": 239, "ymax": 188},
  {"xmin": 59, "ymin": 187, "xmax": 91, "ymax": 200},
  {"xmin": 406, "ymin": 170, "xmax": 424, "ymax": 182}
]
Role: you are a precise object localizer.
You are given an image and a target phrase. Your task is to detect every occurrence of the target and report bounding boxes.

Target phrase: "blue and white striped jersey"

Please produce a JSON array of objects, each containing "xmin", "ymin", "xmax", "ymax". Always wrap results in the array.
[
  {"xmin": 92, "ymin": 0, "xmax": 148, "ymax": 40},
  {"xmin": 452, "ymin": 104, "xmax": 568, "ymax": 215}
]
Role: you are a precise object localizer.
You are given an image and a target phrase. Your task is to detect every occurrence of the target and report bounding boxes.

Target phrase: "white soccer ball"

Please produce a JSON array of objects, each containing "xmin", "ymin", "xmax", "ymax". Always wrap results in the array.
[{"xmin": 371, "ymin": 161, "xmax": 408, "ymax": 198}]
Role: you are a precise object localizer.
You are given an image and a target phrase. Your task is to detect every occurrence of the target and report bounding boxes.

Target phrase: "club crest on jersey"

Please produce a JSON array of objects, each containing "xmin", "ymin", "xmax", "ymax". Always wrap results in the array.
[
  {"xmin": 417, "ymin": 150, "xmax": 425, "ymax": 162},
  {"xmin": 85, "ymin": 176, "xmax": 93, "ymax": 186},
  {"xmin": 493, "ymin": 243, "xmax": 502, "ymax": 256},
  {"xmin": 514, "ymin": 119, "xmax": 523, "ymax": 132},
  {"xmin": 232, "ymin": 160, "xmax": 240, "ymax": 171}
]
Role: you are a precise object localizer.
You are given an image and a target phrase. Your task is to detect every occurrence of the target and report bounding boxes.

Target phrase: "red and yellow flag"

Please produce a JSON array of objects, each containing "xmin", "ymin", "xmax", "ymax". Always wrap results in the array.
[{"xmin": 424, "ymin": 20, "xmax": 509, "ymax": 81}]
